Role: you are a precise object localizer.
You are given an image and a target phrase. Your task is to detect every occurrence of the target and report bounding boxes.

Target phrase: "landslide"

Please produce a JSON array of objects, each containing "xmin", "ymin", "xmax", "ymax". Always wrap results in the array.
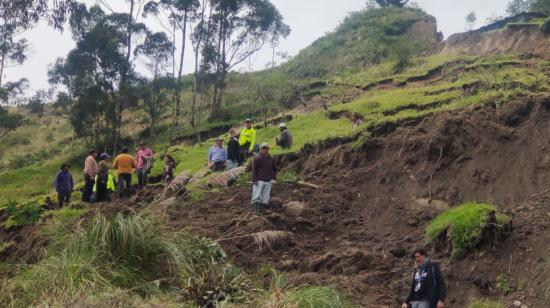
[
  {"xmin": 165, "ymin": 97, "xmax": 550, "ymax": 307},
  {"xmin": 436, "ymin": 12, "xmax": 550, "ymax": 57}
]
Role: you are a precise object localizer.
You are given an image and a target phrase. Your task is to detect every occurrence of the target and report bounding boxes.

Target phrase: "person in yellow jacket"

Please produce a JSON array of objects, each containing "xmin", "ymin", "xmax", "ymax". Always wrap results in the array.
[
  {"xmin": 113, "ymin": 147, "xmax": 136, "ymax": 198},
  {"xmin": 239, "ymin": 118, "xmax": 257, "ymax": 157}
]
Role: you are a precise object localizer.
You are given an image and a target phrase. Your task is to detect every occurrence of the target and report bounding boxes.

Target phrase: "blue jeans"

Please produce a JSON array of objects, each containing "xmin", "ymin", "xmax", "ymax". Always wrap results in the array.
[
  {"xmin": 137, "ymin": 168, "xmax": 148, "ymax": 187},
  {"xmin": 411, "ymin": 301, "xmax": 430, "ymax": 308}
]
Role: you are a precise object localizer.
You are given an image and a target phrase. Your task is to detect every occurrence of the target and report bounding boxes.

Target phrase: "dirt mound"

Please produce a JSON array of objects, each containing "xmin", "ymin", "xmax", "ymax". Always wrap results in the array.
[{"xmin": 166, "ymin": 97, "xmax": 550, "ymax": 306}]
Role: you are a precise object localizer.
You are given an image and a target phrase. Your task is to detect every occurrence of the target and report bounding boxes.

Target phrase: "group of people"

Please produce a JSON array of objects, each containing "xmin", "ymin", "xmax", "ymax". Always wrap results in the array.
[
  {"xmin": 53, "ymin": 141, "xmax": 178, "ymax": 207},
  {"xmin": 205, "ymin": 118, "xmax": 291, "ymax": 214},
  {"xmin": 207, "ymin": 118, "xmax": 292, "ymax": 172}
]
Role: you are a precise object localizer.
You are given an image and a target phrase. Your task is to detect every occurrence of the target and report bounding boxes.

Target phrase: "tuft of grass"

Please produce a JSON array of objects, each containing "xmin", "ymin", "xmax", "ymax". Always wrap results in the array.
[
  {"xmin": 425, "ymin": 202, "xmax": 510, "ymax": 257},
  {"xmin": 256, "ymin": 268, "xmax": 352, "ymax": 308},
  {"xmin": 469, "ymin": 299, "xmax": 504, "ymax": 308},
  {"xmin": 1, "ymin": 213, "xmax": 253, "ymax": 307},
  {"xmin": 252, "ymin": 231, "xmax": 292, "ymax": 251}
]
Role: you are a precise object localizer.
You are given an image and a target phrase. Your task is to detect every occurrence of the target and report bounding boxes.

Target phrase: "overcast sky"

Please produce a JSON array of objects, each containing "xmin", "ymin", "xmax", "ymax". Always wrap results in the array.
[{"xmin": 7, "ymin": 0, "xmax": 508, "ymax": 94}]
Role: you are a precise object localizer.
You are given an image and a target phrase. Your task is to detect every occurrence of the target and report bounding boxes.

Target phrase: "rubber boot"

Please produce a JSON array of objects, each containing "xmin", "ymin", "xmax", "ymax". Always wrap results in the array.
[{"xmin": 251, "ymin": 202, "xmax": 259, "ymax": 213}]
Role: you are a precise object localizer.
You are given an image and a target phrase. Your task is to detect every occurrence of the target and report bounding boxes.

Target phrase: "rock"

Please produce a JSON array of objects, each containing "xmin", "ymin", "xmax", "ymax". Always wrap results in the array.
[
  {"xmin": 407, "ymin": 218, "xmax": 419, "ymax": 227},
  {"xmin": 513, "ymin": 301, "xmax": 522, "ymax": 307},
  {"xmin": 390, "ymin": 247, "xmax": 407, "ymax": 258},
  {"xmin": 284, "ymin": 201, "xmax": 307, "ymax": 216},
  {"xmin": 471, "ymin": 276, "xmax": 489, "ymax": 290},
  {"xmin": 404, "ymin": 235, "xmax": 414, "ymax": 243}
]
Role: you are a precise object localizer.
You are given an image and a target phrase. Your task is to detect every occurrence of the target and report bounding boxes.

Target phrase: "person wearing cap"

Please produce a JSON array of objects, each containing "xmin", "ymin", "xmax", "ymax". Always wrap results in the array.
[
  {"xmin": 251, "ymin": 142, "xmax": 277, "ymax": 214},
  {"xmin": 135, "ymin": 141, "xmax": 155, "ymax": 189},
  {"xmin": 82, "ymin": 150, "xmax": 98, "ymax": 202},
  {"xmin": 239, "ymin": 118, "xmax": 257, "ymax": 157},
  {"xmin": 113, "ymin": 147, "xmax": 136, "ymax": 198},
  {"xmin": 208, "ymin": 137, "xmax": 228, "ymax": 172},
  {"xmin": 275, "ymin": 122, "xmax": 293, "ymax": 149},
  {"xmin": 54, "ymin": 163, "xmax": 74, "ymax": 207},
  {"xmin": 92, "ymin": 153, "xmax": 114, "ymax": 202},
  {"xmin": 227, "ymin": 128, "xmax": 243, "ymax": 170}
]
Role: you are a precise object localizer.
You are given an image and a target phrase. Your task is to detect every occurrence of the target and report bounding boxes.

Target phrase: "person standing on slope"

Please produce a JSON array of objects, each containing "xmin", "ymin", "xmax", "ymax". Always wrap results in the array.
[
  {"xmin": 82, "ymin": 150, "xmax": 98, "ymax": 202},
  {"xmin": 54, "ymin": 163, "xmax": 74, "ymax": 207},
  {"xmin": 239, "ymin": 118, "xmax": 256, "ymax": 158},
  {"xmin": 402, "ymin": 248, "xmax": 446, "ymax": 308},
  {"xmin": 135, "ymin": 141, "xmax": 154, "ymax": 189},
  {"xmin": 275, "ymin": 122, "xmax": 293, "ymax": 149},
  {"xmin": 251, "ymin": 143, "xmax": 277, "ymax": 214},
  {"xmin": 113, "ymin": 147, "xmax": 136, "ymax": 198},
  {"xmin": 227, "ymin": 128, "xmax": 244, "ymax": 170},
  {"xmin": 92, "ymin": 153, "xmax": 114, "ymax": 202}
]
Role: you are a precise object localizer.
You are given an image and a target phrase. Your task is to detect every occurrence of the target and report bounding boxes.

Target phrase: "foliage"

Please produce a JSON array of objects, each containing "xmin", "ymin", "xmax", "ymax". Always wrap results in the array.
[
  {"xmin": 469, "ymin": 299, "xmax": 504, "ymax": 308},
  {"xmin": 0, "ymin": 106, "xmax": 23, "ymax": 139},
  {"xmin": 541, "ymin": 17, "xmax": 550, "ymax": 33},
  {"xmin": 507, "ymin": 0, "xmax": 550, "ymax": 15},
  {"xmin": 282, "ymin": 6, "xmax": 431, "ymax": 78},
  {"xmin": 466, "ymin": 12, "xmax": 477, "ymax": 30},
  {"xmin": 425, "ymin": 203, "xmax": 510, "ymax": 257},
  {"xmin": 375, "ymin": 0, "xmax": 409, "ymax": 7},
  {"xmin": 495, "ymin": 273, "xmax": 518, "ymax": 295},
  {"xmin": 256, "ymin": 268, "xmax": 351, "ymax": 308},
  {"xmin": 3, "ymin": 200, "xmax": 43, "ymax": 229},
  {"xmin": 1, "ymin": 213, "xmax": 252, "ymax": 307}
]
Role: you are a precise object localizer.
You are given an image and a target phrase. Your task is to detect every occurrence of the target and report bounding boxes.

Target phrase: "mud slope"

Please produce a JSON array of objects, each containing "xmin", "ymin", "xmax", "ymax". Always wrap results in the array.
[
  {"xmin": 168, "ymin": 97, "xmax": 550, "ymax": 307},
  {"xmin": 436, "ymin": 13, "xmax": 550, "ymax": 57}
]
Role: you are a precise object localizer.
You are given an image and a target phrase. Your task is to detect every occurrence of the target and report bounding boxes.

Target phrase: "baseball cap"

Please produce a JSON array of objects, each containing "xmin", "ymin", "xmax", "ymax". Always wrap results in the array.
[{"xmin": 261, "ymin": 142, "xmax": 269, "ymax": 149}]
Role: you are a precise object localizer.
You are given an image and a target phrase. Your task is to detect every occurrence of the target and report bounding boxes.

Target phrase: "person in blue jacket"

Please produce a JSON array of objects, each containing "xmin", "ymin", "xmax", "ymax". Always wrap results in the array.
[{"xmin": 54, "ymin": 163, "xmax": 74, "ymax": 207}]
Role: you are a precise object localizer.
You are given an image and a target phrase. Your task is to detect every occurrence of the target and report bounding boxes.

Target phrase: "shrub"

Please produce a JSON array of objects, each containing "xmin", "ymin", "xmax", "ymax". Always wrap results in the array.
[
  {"xmin": 3, "ymin": 201, "xmax": 43, "ymax": 228},
  {"xmin": 541, "ymin": 17, "xmax": 550, "ymax": 33},
  {"xmin": 425, "ymin": 202, "xmax": 510, "ymax": 257}
]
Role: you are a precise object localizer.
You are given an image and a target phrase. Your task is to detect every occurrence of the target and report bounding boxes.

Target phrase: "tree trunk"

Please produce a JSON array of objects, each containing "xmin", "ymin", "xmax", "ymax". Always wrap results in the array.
[{"xmin": 173, "ymin": 11, "xmax": 188, "ymax": 137}]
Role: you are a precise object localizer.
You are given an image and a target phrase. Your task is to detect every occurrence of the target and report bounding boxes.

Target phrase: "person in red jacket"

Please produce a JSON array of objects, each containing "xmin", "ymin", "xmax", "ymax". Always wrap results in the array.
[{"xmin": 251, "ymin": 142, "xmax": 277, "ymax": 214}]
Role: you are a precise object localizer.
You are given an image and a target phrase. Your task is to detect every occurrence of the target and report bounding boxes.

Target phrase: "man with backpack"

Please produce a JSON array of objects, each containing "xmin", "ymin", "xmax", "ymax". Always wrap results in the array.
[{"xmin": 402, "ymin": 248, "xmax": 446, "ymax": 308}]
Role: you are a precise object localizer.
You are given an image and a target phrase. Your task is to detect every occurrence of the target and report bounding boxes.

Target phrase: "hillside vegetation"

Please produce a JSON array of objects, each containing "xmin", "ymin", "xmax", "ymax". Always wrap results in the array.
[{"xmin": 2, "ymin": 5, "xmax": 550, "ymax": 307}]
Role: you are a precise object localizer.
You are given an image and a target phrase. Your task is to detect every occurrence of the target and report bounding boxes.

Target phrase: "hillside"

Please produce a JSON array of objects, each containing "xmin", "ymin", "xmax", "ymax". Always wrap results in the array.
[{"xmin": 2, "ymin": 6, "xmax": 550, "ymax": 307}]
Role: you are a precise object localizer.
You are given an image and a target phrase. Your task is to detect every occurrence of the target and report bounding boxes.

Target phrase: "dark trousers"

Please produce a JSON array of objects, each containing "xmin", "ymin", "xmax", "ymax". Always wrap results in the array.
[
  {"xmin": 210, "ymin": 161, "xmax": 226, "ymax": 172},
  {"xmin": 137, "ymin": 168, "xmax": 148, "ymax": 188},
  {"xmin": 94, "ymin": 178, "xmax": 111, "ymax": 202},
  {"xmin": 82, "ymin": 174, "xmax": 94, "ymax": 202},
  {"xmin": 58, "ymin": 190, "xmax": 71, "ymax": 207},
  {"xmin": 118, "ymin": 173, "xmax": 132, "ymax": 198}
]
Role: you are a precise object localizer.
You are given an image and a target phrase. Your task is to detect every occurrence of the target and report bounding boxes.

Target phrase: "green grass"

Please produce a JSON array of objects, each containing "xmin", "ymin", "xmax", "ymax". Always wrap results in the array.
[
  {"xmin": 158, "ymin": 111, "xmax": 357, "ymax": 177},
  {"xmin": 469, "ymin": 299, "xmax": 504, "ymax": 308},
  {"xmin": 426, "ymin": 202, "xmax": 510, "ymax": 257},
  {"xmin": 1, "ymin": 213, "xmax": 252, "ymax": 307}
]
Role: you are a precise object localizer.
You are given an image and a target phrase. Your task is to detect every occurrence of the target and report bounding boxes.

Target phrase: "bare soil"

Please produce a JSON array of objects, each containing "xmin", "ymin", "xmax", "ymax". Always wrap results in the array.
[{"xmin": 165, "ymin": 97, "xmax": 550, "ymax": 307}]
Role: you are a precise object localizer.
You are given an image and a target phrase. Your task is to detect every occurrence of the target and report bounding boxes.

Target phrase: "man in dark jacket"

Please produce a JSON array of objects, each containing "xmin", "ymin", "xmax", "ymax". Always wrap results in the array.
[
  {"xmin": 402, "ymin": 248, "xmax": 446, "ymax": 308},
  {"xmin": 227, "ymin": 128, "xmax": 244, "ymax": 169},
  {"xmin": 54, "ymin": 163, "xmax": 74, "ymax": 207},
  {"xmin": 275, "ymin": 122, "xmax": 292, "ymax": 149},
  {"xmin": 251, "ymin": 142, "xmax": 277, "ymax": 214}
]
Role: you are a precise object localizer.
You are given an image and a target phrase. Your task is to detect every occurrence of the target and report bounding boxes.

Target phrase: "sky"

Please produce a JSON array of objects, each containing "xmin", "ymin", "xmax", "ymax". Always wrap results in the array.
[{"xmin": 6, "ymin": 0, "xmax": 508, "ymax": 94}]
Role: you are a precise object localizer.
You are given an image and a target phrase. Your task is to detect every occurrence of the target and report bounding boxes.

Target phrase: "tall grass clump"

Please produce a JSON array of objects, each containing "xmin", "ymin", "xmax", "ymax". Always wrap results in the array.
[
  {"xmin": 1, "ymin": 213, "xmax": 252, "ymax": 307},
  {"xmin": 426, "ymin": 202, "xmax": 510, "ymax": 257},
  {"xmin": 255, "ymin": 268, "xmax": 352, "ymax": 308}
]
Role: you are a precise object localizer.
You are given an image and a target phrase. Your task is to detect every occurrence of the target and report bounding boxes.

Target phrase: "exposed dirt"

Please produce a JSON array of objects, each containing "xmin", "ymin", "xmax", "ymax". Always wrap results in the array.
[
  {"xmin": 436, "ymin": 12, "xmax": 550, "ymax": 58},
  {"xmin": 163, "ymin": 97, "xmax": 550, "ymax": 307}
]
